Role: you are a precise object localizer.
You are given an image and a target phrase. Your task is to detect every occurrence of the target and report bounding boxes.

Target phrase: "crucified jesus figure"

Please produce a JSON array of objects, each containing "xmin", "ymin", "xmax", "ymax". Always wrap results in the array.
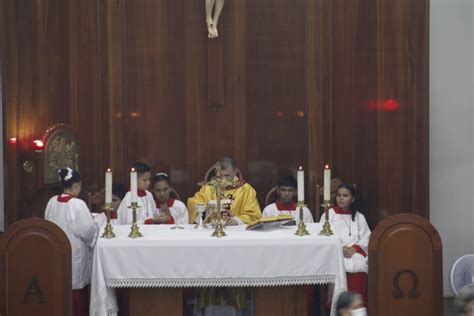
[{"xmin": 206, "ymin": 0, "xmax": 225, "ymax": 38}]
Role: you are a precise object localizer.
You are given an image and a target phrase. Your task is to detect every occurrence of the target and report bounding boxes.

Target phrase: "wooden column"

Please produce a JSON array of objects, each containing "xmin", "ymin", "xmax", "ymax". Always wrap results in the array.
[
  {"xmin": 129, "ymin": 288, "xmax": 183, "ymax": 316},
  {"xmin": 254, "ymin": 286, "xmax": 307, "ymax": 316}
]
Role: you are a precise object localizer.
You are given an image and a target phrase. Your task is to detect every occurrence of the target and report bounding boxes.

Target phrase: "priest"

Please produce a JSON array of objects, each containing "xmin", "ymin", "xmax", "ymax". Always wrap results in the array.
[{"xmin": 187, "ymin": 156, "xmax": 261, "ymax": 225}]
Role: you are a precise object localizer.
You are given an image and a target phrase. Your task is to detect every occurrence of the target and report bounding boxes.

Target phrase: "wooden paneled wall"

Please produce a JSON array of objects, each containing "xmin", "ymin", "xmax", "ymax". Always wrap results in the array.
[{"xmin": 1, "ymin": 0, "xmax": 429, "ymax": 228}]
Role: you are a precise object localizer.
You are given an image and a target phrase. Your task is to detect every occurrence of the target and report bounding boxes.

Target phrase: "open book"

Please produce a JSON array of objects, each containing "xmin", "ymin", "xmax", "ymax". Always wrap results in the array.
[{"xmin": 246, "ymin": 214, "xmax": 296, "ymax": 231}]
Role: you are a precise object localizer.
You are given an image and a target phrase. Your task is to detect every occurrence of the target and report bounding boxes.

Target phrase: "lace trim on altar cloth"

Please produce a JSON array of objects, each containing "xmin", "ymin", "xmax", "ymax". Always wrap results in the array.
[{"xmin": 105, "ymin": 275, "xmax": 336, "ymax": 288}]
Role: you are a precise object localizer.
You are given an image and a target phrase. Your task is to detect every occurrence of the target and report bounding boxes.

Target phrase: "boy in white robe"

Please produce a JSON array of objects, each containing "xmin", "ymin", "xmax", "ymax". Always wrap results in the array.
[
  {"xmin": 116, "ymin": 162, "xmax": 156, "ymax": 225},
  {"xmin": 262, "ymin": 175, "xmax": 314, "ymax": 224},
  {"xmin": 44, "ymin": 167, "xmax": 106, "ymax": 316}
]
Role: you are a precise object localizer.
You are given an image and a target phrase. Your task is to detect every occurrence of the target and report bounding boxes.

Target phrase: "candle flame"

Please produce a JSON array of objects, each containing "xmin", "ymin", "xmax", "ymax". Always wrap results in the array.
[
  {"xmin": 325, "ymin": 164, "xmax": 329, "ymax": 169},
  {"xmin": 107, "ymin": 168, "xmax": 111, "ymax": 172},
  {"xmin": 131, "ymin": 168, "xmax": 135, "ymax": 172},
  {"xmin": 298, "ymin": 166, "xmax": 303, "ymax": 170}
]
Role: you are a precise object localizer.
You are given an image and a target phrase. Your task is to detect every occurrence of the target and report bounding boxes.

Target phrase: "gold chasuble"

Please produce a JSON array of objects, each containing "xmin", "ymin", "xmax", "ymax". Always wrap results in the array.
[{"xmin": 187, "ymin": 179, "xmax": 261, "ymax": 224}]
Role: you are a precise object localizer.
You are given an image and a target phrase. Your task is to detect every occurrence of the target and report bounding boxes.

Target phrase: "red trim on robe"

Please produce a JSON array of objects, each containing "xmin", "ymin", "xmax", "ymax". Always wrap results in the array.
[
  {"xmin": 352, "ymin": 244, "xmax": 367, "ymax": 257},
  {"xmin": 57, "ymin": 194, "xmax": 75, "ymax": 203},
  {"xmin": 275, "ymin": 201, "xmax": 297, "ymax": 211},
  {"xmin": 347, "ymin": 272, "xmax": 368, "ymax": 308},
  {"xmin": 325, "ymin": 273, "xmax": 369, "ymax": 310},
  {"xmin": 128, "ymin": 189, "xmax": 147, "ymax": 197},
  {"xmin": 155, "ymin": 198, "xmax": 175, "ymax": 208},
  {"xmin": 144, "ymin": 218, "xmax": 154, "ymax": 225},
  {"xmin": 72, "ymin": 288, "xmax": 88, "ymax": 316},
  {"xmin": 333, "ymin": 206, "xmax": 352, "ymax": 215}
]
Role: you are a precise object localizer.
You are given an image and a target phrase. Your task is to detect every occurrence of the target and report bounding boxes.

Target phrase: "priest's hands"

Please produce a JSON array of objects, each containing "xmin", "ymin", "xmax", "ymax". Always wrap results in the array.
[
  {"xmin": 342, "ymin": 246, "xmax": 356, "ymax": 258},
  {"xmin": 221, "ymin": 210, "xmax": 238, "ymax": 226},
  {"xmin": 225, "ymin": 217, "xmax": 238, "ymax": 226}
]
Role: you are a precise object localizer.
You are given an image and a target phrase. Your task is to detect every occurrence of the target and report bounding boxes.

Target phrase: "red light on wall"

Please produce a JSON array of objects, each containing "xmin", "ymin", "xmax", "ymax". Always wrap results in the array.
[
  {"xmin": 363, "ymin": 98, "xmax": 400, "ymax": 111},
  {"xmin": 32, "ymin": 139, "xmax": 44, "ymax": 152},
  {"xmin": 383, "ymin": 99, "xmax": 399, "ymax": 111},
  {"xmin": 8, "ymin": 137, "xmax": 18, "ymax": 145}
]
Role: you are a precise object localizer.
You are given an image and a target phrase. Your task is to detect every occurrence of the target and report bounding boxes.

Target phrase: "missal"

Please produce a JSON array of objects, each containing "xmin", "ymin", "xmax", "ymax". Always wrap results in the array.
[{"xmin": 246, "ymin": 214, "xmax": 296, "ymax": 231}]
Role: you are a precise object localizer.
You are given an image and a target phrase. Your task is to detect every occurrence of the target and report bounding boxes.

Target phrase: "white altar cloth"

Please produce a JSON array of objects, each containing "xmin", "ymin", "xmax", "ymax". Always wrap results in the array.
[{"xmin": 90, "ymin": 223, "xmax": 346, "ymax": 316}]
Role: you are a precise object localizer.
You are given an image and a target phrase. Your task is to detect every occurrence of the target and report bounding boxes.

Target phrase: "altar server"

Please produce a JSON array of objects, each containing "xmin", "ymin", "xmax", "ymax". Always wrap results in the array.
[
  {"xmin": 147, "ymin": 172, "xmax": 188, "ymax": 225},
  {"xmin": 44, "ymin": 167, "xmax": 105, "ymax": 316},
  {"xmin": 116, "ymin": 162, "xmax": 156, "ymax": 224},
  {"xmin": 320, "ymin": 183, "xmax": 370, "ymax": 306},
  {"xmin": 262, "ymin": 175, "xmax": 313, "ymax": 224}
]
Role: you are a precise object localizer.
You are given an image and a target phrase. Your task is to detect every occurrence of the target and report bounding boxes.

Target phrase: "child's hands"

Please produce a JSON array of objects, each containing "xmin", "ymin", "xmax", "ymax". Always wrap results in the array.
[
  {"xmin": 159, "ymin": 202, "xmax": 172, "ymax": 217},
  {"xmin": 154, "ymin": 214, "xmax": 170, "ymax": 224},
  {"xmin": 342, "ymin": 246, "xmax": 356, "ymax": 258}
]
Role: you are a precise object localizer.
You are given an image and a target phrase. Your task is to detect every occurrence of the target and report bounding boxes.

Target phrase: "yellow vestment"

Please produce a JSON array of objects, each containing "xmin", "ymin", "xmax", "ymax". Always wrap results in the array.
[{"xmin": 187, "ymin": 181, "xmax": 261, "ymax": 224}]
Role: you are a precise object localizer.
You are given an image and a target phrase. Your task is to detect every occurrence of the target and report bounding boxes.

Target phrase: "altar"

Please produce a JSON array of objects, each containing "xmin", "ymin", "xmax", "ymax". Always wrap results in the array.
[{"xmin": 90, "ymin": 223, "xmax": 347, "ymax": 316}]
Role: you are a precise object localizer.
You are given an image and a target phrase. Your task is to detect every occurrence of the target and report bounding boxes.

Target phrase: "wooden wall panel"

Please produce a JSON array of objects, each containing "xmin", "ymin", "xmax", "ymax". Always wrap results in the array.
[
  {"xmin": 328, "ymin": 0, "xmax": 429, "ymax": 224},
  {"xmin": 306, "ymin": 0, "xmax": 334, "ymax": 217},
  {"xmin": 245, "ymin": 0, "xmax": 307, "ymax": 205},
  {"xmin": 67, "ymin": 0, "xmax": 103, "ymax": 191},
  {"xmin": 2, "ymin": 0, "xmax": 102, "ymax": 222},
  {"xmin": 4, "ymin": 0, "xmax": 71, "ymax": 221},
  {"xmin": 99, "ymin": 0, "xmax": 126, "ymax": 182},
  {"xmin": 2, "ymin": 0, "xmax": 429, "ymax": 228},
  {"xmin": 183, "ymin": 0, "xmax": 209, "ymax": 196},
  {"xmin": 120, "ymin": 0, "xmax": 188, "ymax": 195}
]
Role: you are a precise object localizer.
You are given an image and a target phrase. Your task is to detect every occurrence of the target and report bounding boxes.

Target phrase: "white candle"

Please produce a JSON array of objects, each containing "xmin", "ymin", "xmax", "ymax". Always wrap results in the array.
[
  {"xmin": 297, "ymin": 166, "xmax": 304, "ymax": 202},
  {"xmin": 130, "ymin": 168, "xmax": 138, "ymax": 203},
  {"xmin": 105, "ymin": 168, "xmax": 112, "ymax": 204},
  {"xmin": 323, "ymin": 165, "xmax": 331, "ymax": 201}
]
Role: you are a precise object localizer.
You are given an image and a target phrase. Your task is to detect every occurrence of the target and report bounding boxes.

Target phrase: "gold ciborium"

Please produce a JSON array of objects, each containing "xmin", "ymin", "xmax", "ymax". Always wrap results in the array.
[
  {"xmin": 295, "ymin": 201, "xmax": 310, "ymax": 236},
  {"xmin": 128, "ymin": 202, "xmax": 143, "ymax": 238},
  {"xmin": 319, "ymin": 200, "xmax": 334, "ymax": 236},
  {"xmin": 101, "ymin": 202, "xmax": 116, "ymax": 239}
]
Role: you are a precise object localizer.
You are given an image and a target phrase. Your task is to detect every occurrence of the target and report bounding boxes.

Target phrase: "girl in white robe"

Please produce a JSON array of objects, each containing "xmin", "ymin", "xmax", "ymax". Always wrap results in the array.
[
  {"xmin": 148, "ymin": 172, "xmax": 189, "ymax": 225},
  {"xmin": 320, "ymin": 183, "xmax": 370, "ymax": 307},
  {"xmin": 44, "ymin": 167, "xmax": 106, "ymax": 316},
  {"xmin": 116, "ymin": 162, "xmax": 156, "ymax": 225}
]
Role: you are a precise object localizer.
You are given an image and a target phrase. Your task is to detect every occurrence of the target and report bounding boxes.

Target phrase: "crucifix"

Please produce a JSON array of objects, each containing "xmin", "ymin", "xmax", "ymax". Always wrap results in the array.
[
  {"xmin": 198, "ymin": 162, "xmax": 236, "ymax": 238},
  {"xmin": 206, "ymin": 0, "xmax": 225, "ymax": 113},
  {"xmin": 206, "ymin": 0, "xmax": 225, "ymax": 39}
]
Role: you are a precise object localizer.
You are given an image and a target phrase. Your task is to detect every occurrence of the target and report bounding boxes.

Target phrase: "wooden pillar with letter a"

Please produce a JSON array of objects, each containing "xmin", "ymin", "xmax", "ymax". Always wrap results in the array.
[{"xmin": 0, "ymin": 218, "xmax": 72, "ymax": 316}]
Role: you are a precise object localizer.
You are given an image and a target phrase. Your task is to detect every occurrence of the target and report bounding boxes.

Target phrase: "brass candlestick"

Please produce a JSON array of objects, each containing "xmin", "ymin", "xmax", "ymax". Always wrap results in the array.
[
  {"xmin": 211, "ymin": 182, "xmax": 226, "ymax": 238},
  {"xmin": 295, "ymin": 201, "xmax": 310, "ymax": 236},
  {"xmin": 319, "ymin": 200, "xmax": 334, "ymax": 236},
  {"xmin": 101, "ymin": 202, "xmax": 116, "ymax": 239},
  {"xmin": 128, "ymin": 202, "xmax": 143, "ymax": 238}
]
